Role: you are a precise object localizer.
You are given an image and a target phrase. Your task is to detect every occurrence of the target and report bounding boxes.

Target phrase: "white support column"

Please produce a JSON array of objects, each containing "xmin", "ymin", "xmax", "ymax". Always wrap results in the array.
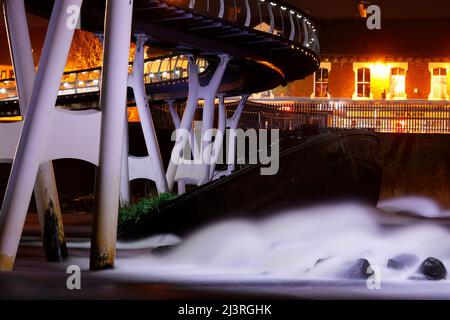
[
  {"xmin": 0, "ymin": 0, "xmax": 83, "ymax": 271},
  {"xmin": 90, "ymin": 0, "xmax": 134, "ymax": 270},
  {"xmin": 226, "ymin": 95, "xmax": 249, "ymax": 173},
  {"xmin": 126, "ymin": 34, "xmax": 168, "ymax": 194},
  {"xmin": 166, "ymin": 55, "xmax": 230, "ymax": 191},
  {"xmin": 207, "ymin": 94, "xmax": 249, "ymax": 179},
  {"xmin": 167, "ymin": 99, "xmax": 185, "ymax": 194},
  {"xmin": 166, "ymin": 56, "xmax": 200, "ymax": 191},
  {"xmin": 120, "ymin": 115, "xmax": 131, "ymax": 206},
  {"xmin": 167, "ymin": 100, "xmax": 180, "ymax": 129},
  {"xmin": 209, "ymin": 94, "xmax": 226, "ymax": 179},
  {"xmin": 197, "ymin": 55, "xmax": 229, "ymax": 185},
  {"xmin": 3, "ymin": 0, "xmax": 67, "ymax": 262}
]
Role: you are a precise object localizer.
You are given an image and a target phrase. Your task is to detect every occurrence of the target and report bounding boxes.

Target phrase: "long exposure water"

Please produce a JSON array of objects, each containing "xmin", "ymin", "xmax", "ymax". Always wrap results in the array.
[{"xmin": 7, "ymin": 196, "xmax": 450, "ymax": 299}]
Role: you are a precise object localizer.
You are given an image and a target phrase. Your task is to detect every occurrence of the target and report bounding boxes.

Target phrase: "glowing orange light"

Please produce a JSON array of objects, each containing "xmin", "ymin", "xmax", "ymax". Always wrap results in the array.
[
  {"xmin": 0, "ymin": 116, "xmax": 22, "ymax": 123},
  {"xmin": 127, "ymin": 106, "xmax": 140, "ymax": 123},
  {"xmin": 373, "ymin": 63, "xmax": 389, "ymax": 78},
  {"xmin": 255, "ymin": 60, "xmax": 285, "ymax": 78}
]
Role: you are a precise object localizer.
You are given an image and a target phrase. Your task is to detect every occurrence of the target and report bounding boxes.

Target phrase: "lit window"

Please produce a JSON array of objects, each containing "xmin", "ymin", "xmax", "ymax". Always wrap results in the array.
[
  {"xmin": 390, "ymin": 67, "xmax": 406, "ymax": 99},
  {"xmin": 314, "ymin": 68, "xmax": 329, "ymax": 98},
  {"xmin": 431, "ymin": 68, "xmax": 447, "ymax": 100},
  {"xmin": 357, "ymin": 68, "xmax": 371, "ymax": 98}
]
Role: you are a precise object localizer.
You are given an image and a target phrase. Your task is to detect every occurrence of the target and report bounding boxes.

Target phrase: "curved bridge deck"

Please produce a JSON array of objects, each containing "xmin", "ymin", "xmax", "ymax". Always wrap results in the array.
[{"xmin": 24, "ymin": 0, "xmax": 320, "ymax": 96}]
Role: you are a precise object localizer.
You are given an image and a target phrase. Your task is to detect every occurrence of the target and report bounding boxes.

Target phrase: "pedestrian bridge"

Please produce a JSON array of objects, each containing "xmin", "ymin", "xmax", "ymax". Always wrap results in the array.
[{"xmin": 0, "ymin": 0, "xmax": 320, "ymax": 271}]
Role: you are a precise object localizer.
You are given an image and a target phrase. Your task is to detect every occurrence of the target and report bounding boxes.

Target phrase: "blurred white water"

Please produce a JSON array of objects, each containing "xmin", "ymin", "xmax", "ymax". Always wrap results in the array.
[
  {"xmin": 378, "ymin": 196, "xmax": 450, "ymax": 218},
  {"xmin": 98, "ymin": 198, "xmax": 450, "ymax": 283}
]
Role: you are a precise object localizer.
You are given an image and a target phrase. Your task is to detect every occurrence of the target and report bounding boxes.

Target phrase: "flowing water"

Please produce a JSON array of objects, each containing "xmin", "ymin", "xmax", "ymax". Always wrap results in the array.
[{"xmin": 9, "ymin": 196, "xmax": 450, "ymax": 299}]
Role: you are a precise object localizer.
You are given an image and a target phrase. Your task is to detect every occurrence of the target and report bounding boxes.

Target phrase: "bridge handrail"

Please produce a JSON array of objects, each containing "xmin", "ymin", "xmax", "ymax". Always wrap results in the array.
[
  {"xmin": 164, "ymin": 0, "xmax": 320, "ymax": 54},
  {"xmin": 0, "ymin": 54, "xmax": 208, "ymax": 101}
]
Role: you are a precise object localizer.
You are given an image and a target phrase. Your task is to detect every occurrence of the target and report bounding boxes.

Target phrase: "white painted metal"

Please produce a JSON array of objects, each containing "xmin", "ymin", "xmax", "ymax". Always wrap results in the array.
[
  {"xmin": 218, "ymin": 0, "xmax": 225, "ymax": 19},
  {"xmin": 166, "ymin": 55, "xmax": 229, "ymax": 192},
  {"xmin": 167, "ymin": 100, "xmax": 181, "ymax": 128},
  {"xmin": 288, "ymin": 12, "xmax": 295, "ymax": 41},
  {"xmin": 126, "ymin": 34, "xmax": 168, "ymax": 194},
  {"xmin": 0, "ymin": 0, "xmax": 83, "ymax": 271},
  {"xmin": 166, "ymin": 56, "xmax": 200, "ymax": 191},
  {"xmin": 0, "ymin": 122, "xmax": 21, "ymax": 163},
  {"xmin": 90, "ymin": 0, "xmax": 134, "ymax": 270},
  {"xmin": 209, "ymin": 95, "xmax": 226, "ymax": 179},
  {"xmin": 45, "ymin": 109, "xmax": 101, "ymax": 164},
  {"xmin": 3, "ymin": 0, "xmax": 69, "ymax": 255},
  {"xmin": 212, "ymin": 95, "xmax": 248, "ymax": 180},
  {"xmin": 268, "ymin": 3, "xmax": 275, "ymax": 34},
  {"xmin": 1, "ymin": 108, "xmax": 102, "ymax": 166},
  {"xmin": 302, "ymin": 18, "xmax": 309, "ymax": 46},
  {"xmin": 197, "ymin": 55, "xmax": 229, "ymax": 185},
  {"xmin": 120, "ymin": 116, "xmax": 131, "ymax": 206},
  {"xmin": 226, "ymin": 95, "xmax": 249, "ymax": 173},
  {"xmin": 244, "ymin": 0, "xmax": 251, "ymax": 27},
  {"xmin": 3, "ymin": 0, "xmax": 35, "ymax": 108}
]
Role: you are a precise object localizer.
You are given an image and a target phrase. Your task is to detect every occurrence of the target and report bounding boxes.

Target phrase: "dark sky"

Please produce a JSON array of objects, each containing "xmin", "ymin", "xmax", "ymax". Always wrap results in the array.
[
  {"xmin": 286, "ymin": 0, "xmax": 450, "ymax": 18},
  {"xmin": 1, "ymin": 1, "xmax": 450, "ymax": 27}
]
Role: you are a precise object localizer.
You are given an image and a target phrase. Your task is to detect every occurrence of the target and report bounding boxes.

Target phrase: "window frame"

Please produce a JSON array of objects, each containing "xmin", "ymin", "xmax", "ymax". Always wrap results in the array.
[
  {"xmin": 311, "ymin": 62, "xmax": 331, "ymax": 99},
  {"xmin": 389, "ymin": 67, "xmax": 407, "ymax": 100},
  {"xmin": 428, "ymin": 63, "xmax": 449, "ymax": 101},
  {"xmin": 356, "ymin": 67, "xmax": 371, "ymax": 99}
]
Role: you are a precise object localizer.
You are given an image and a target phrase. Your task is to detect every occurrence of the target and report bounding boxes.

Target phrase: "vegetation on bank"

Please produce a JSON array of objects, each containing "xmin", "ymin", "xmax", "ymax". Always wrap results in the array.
[{"xmin": 118, "ymin": 193, "xmax": 177, "ymax": 230}]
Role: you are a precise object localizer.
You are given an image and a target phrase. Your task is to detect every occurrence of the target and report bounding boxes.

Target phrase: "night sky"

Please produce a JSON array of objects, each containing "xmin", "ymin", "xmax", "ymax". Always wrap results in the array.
[
  {"xmin": 1, "ymin": 1, "xmax": 450, "ymax": 27},
  {"xmin": 285, "ymin": 0, "xmax": 450, "ymax": 18}
]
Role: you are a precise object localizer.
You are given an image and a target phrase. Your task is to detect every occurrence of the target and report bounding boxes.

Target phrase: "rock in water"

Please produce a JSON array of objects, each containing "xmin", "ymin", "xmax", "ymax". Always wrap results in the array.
[
  {"xmin": 387, "ymin": 254, "xmax": 419, "ymax": 270},
  {"xmin": 417, "ymin": 257, "xmax": 447, "ymax": 280},
  {"xmin": 314, "ymin": 257, "xmax": 332, "ymax": 267},
  {"xmin": 387, "ymin": 259, "xmax": 404, "ymax": 270},
  {"xmin": 347, "ymin": 258, "xmax": 371, "ymax": 280},
  {"xmin": 151, "ymin": 245, "xmax": 177, "ymax": 256}
]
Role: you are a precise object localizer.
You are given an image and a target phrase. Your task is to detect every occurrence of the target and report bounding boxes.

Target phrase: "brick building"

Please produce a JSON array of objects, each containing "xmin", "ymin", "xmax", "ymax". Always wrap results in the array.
[{"xmin": 272, "ymin": 18, "xmax": 450, "ymax": 101}]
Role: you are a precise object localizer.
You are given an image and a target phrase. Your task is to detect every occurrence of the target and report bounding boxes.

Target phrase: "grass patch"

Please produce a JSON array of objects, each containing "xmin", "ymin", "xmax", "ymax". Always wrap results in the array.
[{"xmin": 118, "ymin": 193, "xmax": 177, "ymax": 230}]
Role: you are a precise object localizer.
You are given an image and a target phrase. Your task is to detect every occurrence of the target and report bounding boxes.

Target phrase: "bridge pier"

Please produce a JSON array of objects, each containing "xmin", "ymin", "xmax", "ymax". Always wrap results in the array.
[
  {"xmin": 207, "ymin": 95, "xmax": 249, "ymax": 180},
  {"xmin": 166, "ymin": 55, "xmax": 230, "ymax": 193},
  {"xmin": 90, "ymin": 0, "xmax": 134, "ymax": 270},
  {"xmin": 120, "ymin": 34, "xmax": 168, "ymax": 206},
  {"xmin": 225, "ymin": 95, "xmax": 249, "ymax": 175},
  {"xmin": 208, "ymin": 94, "xmax": 226, "ymax": 179},
  {"xmin": 2, "ymin": 0, "xmax": 68, "ymax": 262},
  {"xmin": 0, "ymin": 0, "xmax": 82, "ymax": 271},
  {"xmin": 120, "ymin": 115, "xmax": 131, "ymax": 207}
]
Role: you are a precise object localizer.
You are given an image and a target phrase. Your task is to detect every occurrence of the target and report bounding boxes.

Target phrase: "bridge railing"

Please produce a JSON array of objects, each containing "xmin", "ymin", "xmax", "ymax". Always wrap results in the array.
[
  {"xmin": 0, "ymin": 55, "xmax": 207, "ymax": 103},
  {"xmin": 164, "ymin": 0, "xmax": 319, "ymax": 53},
  {"xmin": 135, "ymin": 97, "xmax": 450, "ymax": 134},
  {"xmin": 248, "ymin": 98, "xmax": 450, "ymax": 134}
]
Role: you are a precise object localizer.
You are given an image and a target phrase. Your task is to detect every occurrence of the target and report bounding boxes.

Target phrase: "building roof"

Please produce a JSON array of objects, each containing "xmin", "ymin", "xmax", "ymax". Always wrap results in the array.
[{"xmin": 318, "ymin": 18, "xmax": 450, "ymax": 59}]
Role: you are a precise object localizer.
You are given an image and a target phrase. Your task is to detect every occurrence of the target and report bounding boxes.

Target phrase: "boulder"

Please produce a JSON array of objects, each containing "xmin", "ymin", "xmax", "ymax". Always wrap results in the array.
[
  {"xmin": 387, "ymin": 259, "xmax": 404, "ymax": 270},
  {"xmin": 417, "ymin": 257, "xmax": 447, "ymax": 280},
  {"xmin": 387, "ymin": 254, "xmax": 419, "ymax": 270},
  {"xmin": 346, "ymin": 258, "xmax": 371, "ymax": 280}
]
